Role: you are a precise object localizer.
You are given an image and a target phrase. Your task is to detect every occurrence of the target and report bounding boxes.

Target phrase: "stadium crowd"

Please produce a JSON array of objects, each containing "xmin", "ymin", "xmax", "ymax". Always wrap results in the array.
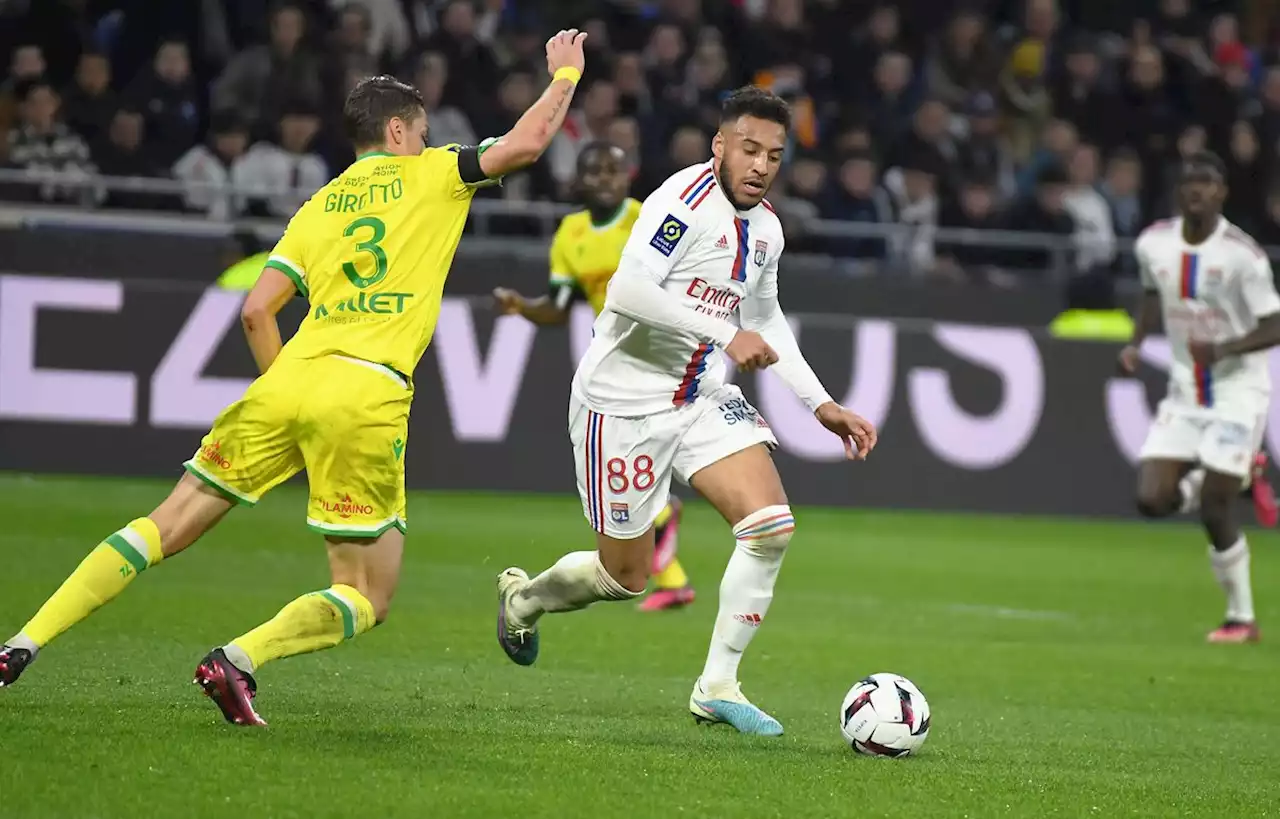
[{"xmin": 0, "ymin": 0, "xmax": 1276, "ymax": 289}]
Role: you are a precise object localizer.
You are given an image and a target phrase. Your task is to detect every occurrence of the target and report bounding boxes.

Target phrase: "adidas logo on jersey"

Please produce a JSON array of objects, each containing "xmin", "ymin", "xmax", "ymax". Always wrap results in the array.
[{"xmin": 715, "ymin": 235, "xmax": 729, "ymax": 249}]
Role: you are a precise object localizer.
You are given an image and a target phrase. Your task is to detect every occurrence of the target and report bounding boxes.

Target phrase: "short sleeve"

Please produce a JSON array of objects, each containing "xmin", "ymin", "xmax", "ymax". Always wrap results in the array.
[
  {"xmin": 547, "ymin": 218, "xmax": 581, "ymax": 310},
  {"xmin": 617, "ymin": 184, "xmax": 702, "ymax": 282},
  {"xmin": 1241, "ymin": 251, "xmax": 1280, "ymax": 318},
  {"xmin": 415, "ymin": 139, "xmax": 502, "ymax": 201},
  {"xmin": 264, "ymin": 212, "xmax": 310, "ymax": 299}
]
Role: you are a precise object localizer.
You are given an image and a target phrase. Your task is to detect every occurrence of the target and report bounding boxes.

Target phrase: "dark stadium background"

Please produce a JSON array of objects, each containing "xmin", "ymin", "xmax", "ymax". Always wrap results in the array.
[{"xmin": 2, "ymin": 4, "xmax": 1279, "ymax": 819}]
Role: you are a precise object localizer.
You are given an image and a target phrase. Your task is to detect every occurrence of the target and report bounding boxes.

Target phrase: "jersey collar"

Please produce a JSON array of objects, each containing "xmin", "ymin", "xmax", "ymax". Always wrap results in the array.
[{"xmin": 355, "ymin": 150, "xmax": 396, "ymax": 161}]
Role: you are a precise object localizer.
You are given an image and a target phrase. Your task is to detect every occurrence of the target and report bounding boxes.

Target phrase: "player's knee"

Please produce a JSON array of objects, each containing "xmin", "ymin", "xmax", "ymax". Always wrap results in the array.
[
  {"xmin": 1135, "ymin": 487, "xmax": 1176, "ymax": 518},
  {"xmin": 1198, "ymin": 489, "xmax": 1233, "ymax": 529},
  {"xmin": 733, "ymin": 504, "xmax": 795, "ymax": 559}
]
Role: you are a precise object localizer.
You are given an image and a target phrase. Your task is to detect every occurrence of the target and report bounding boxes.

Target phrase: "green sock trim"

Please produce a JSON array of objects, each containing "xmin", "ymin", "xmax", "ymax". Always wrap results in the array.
[
  {"xmin": 104, "ymin": 534, "xmax": 147, "ymax": 575},
  {"xmin": 317, "ymin": 590, "xmax": 355, "ymax": 639}
]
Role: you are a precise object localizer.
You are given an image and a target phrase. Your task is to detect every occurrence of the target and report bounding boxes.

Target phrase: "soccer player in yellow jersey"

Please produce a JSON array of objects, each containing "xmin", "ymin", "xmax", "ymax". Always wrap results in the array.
[
  {"xmin": 493, "ymin": 142, "xmax": 697, "ymax": 612},
  {"xmin": 0, "ymin": 30, "xmax": 590, "ymax": 724}
]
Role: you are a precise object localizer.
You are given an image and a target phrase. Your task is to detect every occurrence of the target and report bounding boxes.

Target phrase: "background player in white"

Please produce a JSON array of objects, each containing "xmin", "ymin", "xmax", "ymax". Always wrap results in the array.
[
  {"xmin": 1120, "ymin": 150, "xmax": 1280, "ymax": 644},
  {"xmin": 493, "ymin": 87, "xmax": 878, "ymax": 735}
]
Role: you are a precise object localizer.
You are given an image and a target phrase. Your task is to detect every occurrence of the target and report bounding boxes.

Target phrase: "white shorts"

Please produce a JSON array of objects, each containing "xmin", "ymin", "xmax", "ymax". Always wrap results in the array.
[
  {"xmin": 1138, "ymin": 397, "xmax": 1267, "ymax": 479},
  {"xmin": 569, "ymin": 384, "xmax": 778, "ymax": 538}
]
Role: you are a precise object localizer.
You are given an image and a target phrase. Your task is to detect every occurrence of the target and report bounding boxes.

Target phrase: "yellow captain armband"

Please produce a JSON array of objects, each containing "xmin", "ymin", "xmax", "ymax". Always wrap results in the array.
[{"xmin": 553, "ymin": 67, "xmax": 581, "ymax": 86}]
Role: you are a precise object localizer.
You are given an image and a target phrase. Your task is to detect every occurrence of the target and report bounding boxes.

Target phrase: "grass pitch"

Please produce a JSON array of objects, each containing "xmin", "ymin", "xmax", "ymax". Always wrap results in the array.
[{"xmin": 1, "ymin": 473, "xmax": 1278, "ymax": 818}]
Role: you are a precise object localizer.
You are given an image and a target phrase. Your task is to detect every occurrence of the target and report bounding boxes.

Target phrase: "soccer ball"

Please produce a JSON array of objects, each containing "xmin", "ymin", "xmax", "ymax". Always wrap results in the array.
[{"xmin": 838, "ymin": 673, "xmax": 931, "ymax": 757}]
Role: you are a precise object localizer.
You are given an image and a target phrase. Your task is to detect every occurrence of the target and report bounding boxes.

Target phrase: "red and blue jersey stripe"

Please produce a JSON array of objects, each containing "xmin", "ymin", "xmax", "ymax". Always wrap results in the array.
[
  {"xmin": 673, "ymin": 342, "xmax": 714, "ymax": 406},
  {"xmin": 680, "ymin": 167, "xmax": 716, "ymax": 210},
  {"xmin": 731, "ymin": 216, "xmax": 749, "ymax": 282},
  {"xmin": 1180, "ymin": 251, "xmax": 1214, "ymax": 407}
]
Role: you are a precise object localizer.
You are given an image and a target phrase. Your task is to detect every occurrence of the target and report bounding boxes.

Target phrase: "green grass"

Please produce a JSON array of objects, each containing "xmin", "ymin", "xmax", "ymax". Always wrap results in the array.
[{"xmin": 2, "ymin": 473, "xmax": 1279, "ymax": 818}]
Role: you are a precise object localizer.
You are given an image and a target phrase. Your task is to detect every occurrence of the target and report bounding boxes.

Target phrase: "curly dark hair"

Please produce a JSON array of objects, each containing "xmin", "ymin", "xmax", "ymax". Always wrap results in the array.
[{"xmin": 719, "ymin": 86, "xmax": 791, "ymax": 131}]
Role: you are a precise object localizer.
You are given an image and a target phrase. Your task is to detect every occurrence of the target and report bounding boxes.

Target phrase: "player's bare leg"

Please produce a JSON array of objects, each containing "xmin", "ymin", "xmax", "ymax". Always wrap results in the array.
[
  {"xmin": 1199, "ymin": 470, "xmax": 1260, "ymax": 643},
  {"xmin": 1135, "ymin": 458, "xmax": 1192, "ymax": 520},
  {"xmin": 1, "ymin": 474, "xmax": 233, "ymax": 688},
  {"xmin": 640, "ymin": 495, "xmax": 697, "ymax": 612},
  {"xmin": 195, "ymin": 529, "xmax": 400, "ymax": 726},
  {"xmin": 497, "ymin": 528, "xmax": 649, "ymax": 666},
  {"xmin": 686, "ymin": 443, "xmax": 791, "ymax": 736},
  {"xmin": 1175, "ymin": 453, "xmax": 1278, "ymax": 527}
]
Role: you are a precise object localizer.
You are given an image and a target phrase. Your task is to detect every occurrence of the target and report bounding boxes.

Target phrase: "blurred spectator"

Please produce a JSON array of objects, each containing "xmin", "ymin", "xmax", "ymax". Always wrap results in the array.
[
  {"xmin": 1017, "ymin": 118, "xmax": 1078, "ymax": 198},
  {"xmin": 771, "ymin": 153, "xmax": 824, "ymax": 247},
  {"xmin": 93, "ymin": 109, "xmax": 174, "ymax": 210},
  {"xmin": 1052, "ymin": 35, "xmax": 1125, "ymax": 152},
  {"xmin": 237, "ymin": 104, "xmax": 328, "ymax": 218},
  {"xmin": 419, "ymin": 0, "xmax": 500, "ymax": 122},
  {"xmin": 883, "ymin": 150, "xmax": 942, "ymax": 275},
  {"xmin": 1197, "ymin": 37, "xmax": 1261, "ymax": 153},
  {"xmin": 173, "ymin": 112, "xmax": 252, "ymax": 220},
  {"xmin": 605, "ymin": 116, "xmax": 642, "ymax": 183},
  {"xmin": 818, "ymin": 151, "xmax": 891, "ymax": 260},
  {"xmin": 888, "ymin": 98, "xmax": 958, "ymax": 198},
  {"xmin": 645, "ymin": 23, "xmax": 688, "ymax": 110},
  {"xmin": 1254, "ymin": 188, "xmax": 1280, "ymax": 246},
  {"xmin": 0, "ymin": 44, "xmax": 47, "ymax": 160},
  {"xmin": 1123, "ymin": 44, "xmax": 1180, "ymax": 204},
  {"xmin": 1062, "ymin": 143, "xmax": 1116, "ymax": 277},
  {"xmin": 547, "ymin": 80, "xmax": 619, "ymax": 196},
  {"xmin": 955, "ymin": 91, "xmax": 1016, "ymax": 201},
  {"xmin": 329, "ymin": 0, "xmax": 411, "ymax": 66},
  {"xmin": 212, "ymin": 2, "xmax": 324, "ymax": 134},
  {"xmin": 471, "ymin": 68, "xmax": 554, "ymax": 204},
  {"xmin": 1101, "ymin": 148, "xmax": 1145, "ymax": 276},
  {"xmin": 6, "ymin": 79, "xmax": 95, "ymax": 204},
  {"xmin": 61, "ymin": 51, "xmax": 116, "ymax": 145},
  {"xmin": 415, "ymin": 52, "xmax": 476, "ymax": 148},
  {"xmin": 744, "ymin": 0, "xmax": 814, "ymax": 75},
  {"xmin": 678, "ymin": 39, "xmax": 729, "ymax": 133},
  {"xmin": 1000, "ymin": 38, "xmax": 1052, "ymax": 165},
  {"xmin": 937, "ymin": 179, "xmax": 1006, "ymax": 284},
  {"xmin": 613, "ymin": 52, "xmax": 653, "ymax": 119},
  {"xmin": 926, "ymin": 8, "xmax": 1000, "ymax": 110},
  {"xmin": 124, "ymin": 39, "xmax": 200, "ymax": 167},
  {"xmin": 327, "ymin": 3, "xmax": 382, "ymax": 88},
  {"xmin": 1002, "ymin": 163, "xmax": 1075, "ymax": 277},
  {"xmin": 1225, "ymin": 119, "xmax": 1264, "ymax": 232},
  {"xmin": 835, "ymin": 3, "xmax": 902, "ymax": 105},
  {"xmin": 1256, "ymin": 67, "xmax": 1280, "ymax": 179},
  {"xmin": 864, "ymin": 51, "xmax": 917, "ymax": 148}
]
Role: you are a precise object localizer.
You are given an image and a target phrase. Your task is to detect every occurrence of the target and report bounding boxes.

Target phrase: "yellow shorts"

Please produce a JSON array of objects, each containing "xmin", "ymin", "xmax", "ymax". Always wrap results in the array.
[{"xmin": 183, "ymin": 354, "xmax": 411, "ymax": 537}]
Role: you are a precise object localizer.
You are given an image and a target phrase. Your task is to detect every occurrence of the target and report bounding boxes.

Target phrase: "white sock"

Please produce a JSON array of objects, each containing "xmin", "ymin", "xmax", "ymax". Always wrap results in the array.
[
  {"xmin": 700, "ymin": 505, "xmax": 795, "ymax": 687},
  {"xmin": 1209, "ymin": 537, "xmax": 1255, "ymax": 623},
  {"xmin": 7, "ymin": 632, "xmax": 39, "ymax": 656},
  {"xmin": 1179, "ymin": 469, "xmax": 1205, "ymax": 514},
  {"xmin": 511, "ymin": 551, "xmax": 638, "ymax": 624}
]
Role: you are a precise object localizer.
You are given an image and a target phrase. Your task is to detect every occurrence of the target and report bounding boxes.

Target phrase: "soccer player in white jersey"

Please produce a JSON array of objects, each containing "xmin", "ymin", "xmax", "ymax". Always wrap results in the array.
[
  {"xmin": 492, "ymin": 87, "xmax": 878, "ymax": 735},
  {"xmin": 1120, "ymin": 151, "xmax": 1280, "ymax": 644}
]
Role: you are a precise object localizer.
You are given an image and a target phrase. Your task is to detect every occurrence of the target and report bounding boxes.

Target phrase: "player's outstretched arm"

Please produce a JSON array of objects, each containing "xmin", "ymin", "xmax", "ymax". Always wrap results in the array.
[
  {"xmin": 493, "ymin": 288, "xmax": 569, "ymax": 325},
  {"xmin": 477, "ymin": 30, "xmax": 587, "ymax": 180},
  {"xmin": 741, "ymin": 260, "xmax": 877, "ymax": 459}
]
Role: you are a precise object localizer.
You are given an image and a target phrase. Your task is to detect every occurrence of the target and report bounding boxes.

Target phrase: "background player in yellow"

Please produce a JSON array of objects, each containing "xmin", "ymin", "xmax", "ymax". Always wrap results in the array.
[
  {"xmin": 0, "ymin": 30, "xmax": 590, "ymax": 725},
  {"xmin": 492, "ymin": 142, "xmax": 696, "ymax": 612}
]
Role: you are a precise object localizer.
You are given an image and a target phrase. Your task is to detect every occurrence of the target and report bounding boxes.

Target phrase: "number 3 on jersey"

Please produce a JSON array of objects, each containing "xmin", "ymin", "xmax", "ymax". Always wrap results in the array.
[
  {"xmin": 606, "ymin": 455, "xmax": 655, "ymax": 493},
  {"xmin": 343, "ymin": 216, "xmax": 389, "ymax": 288}
]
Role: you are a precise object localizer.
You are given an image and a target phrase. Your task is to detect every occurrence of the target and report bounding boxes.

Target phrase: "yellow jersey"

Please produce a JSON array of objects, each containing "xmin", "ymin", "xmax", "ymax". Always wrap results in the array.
[
  {"xmin": 265, "ymin": 143, "xmax": 496, "ymax": 381},
  {"xmin": 547, "ymin": 198, "xmax": 643, "ymax": 315}
]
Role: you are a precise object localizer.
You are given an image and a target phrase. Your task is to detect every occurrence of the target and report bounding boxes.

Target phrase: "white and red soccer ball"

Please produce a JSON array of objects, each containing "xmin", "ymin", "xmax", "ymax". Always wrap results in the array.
[{"xmin": 839, "ymin": 672, "xmax": 931, "ymax": 757}]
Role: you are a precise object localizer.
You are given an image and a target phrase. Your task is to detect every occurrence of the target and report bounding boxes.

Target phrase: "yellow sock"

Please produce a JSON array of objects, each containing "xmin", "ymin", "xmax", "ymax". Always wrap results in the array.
[
  {"xmin": 654, "ymin": 558, "xmax": 689, "ymax": 590},
  {"xmin": 19, "ymin": 518, "xmax": 162, "ymax": 648},
  {"xmin": 228, "ymin": 584, "xmax": 376, "ymax": 672}
]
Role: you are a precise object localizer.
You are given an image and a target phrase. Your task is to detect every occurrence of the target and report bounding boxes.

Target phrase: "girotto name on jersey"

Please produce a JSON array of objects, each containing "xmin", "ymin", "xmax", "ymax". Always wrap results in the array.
[{"xmin": 686, "ymin": 276, "xmax": 741, "ymax": 319}]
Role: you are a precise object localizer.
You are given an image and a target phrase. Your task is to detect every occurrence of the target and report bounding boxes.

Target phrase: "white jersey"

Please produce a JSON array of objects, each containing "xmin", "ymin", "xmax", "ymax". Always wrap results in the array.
[
  {"xmin": 1136, "ymin": 217, "xmax": 1280, "ymax": 409},
  {"xmin": 572, "ymin": 162, "xmax": 794, "ymax": 416}
]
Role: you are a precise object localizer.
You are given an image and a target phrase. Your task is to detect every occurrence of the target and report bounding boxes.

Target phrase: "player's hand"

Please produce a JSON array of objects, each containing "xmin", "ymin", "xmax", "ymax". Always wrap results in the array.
[
  {"xmin": 1117, "ymin": 344, "xmax": 1140, "ymax": 376},
  {"xmin": 492, "ymin": 287, "xmax": 525, "ymax": 316},
  {"xmin": 1188, "ymin": 338, "xmax": 1221, "ymax": 367},
  {"xmin": 815, "ymin": 402, "xmax": 878, "ymax": 461},
  {"xmin": 725, "ymin": 330, "xmax": 778, "ymax": 371},
  {"xmin": 545, "ymin": 29, "xmax": 587, "ymax": 76}
]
